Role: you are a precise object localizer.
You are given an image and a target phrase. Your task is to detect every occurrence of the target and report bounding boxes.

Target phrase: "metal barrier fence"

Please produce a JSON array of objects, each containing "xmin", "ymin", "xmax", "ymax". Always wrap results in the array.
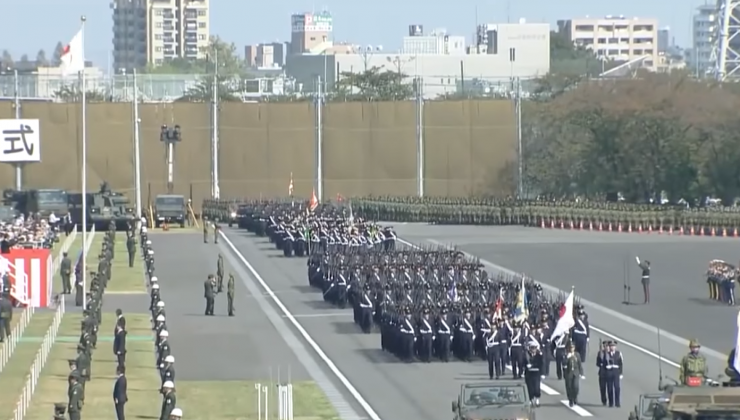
[
  {"xmin": 12, "ymin": 296, "xmax": 64, "ymax": 420},
  {"xmin": 0, "ymin": 307, "xmax": 34, "ymax": 373},
  {"xmin": 278, "ymin": 384, "xmax": 294, "ymax": 420}
]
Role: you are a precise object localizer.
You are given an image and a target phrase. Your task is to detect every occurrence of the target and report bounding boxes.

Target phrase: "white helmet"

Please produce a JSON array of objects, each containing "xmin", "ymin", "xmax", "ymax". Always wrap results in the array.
[
  {"xmin": 159, "ymin": 330, "xmax": 169, "ymax": 337},
  {"xmin": 152, "ymin": 284, "xmax": 160, "ymax": 290},
  {"xmin": 151, "ymin": 276, "xmax": 158, "ymax": 282},
  {"xmin": 156, "ymin": 301, "xmax": 165, "ymax": 308},
  {"xmin": 170, "ymin": 408, "xmax": 182, "ymax": 416},
  {"xmin": 141, "ymin": 217, "xmax": 147, "ymax": 223},
  {"xmin": 163, "ymin": 380, "xmax": 174, "ymax": 388},
  {"xmin": 142, "ymin": 226, "xmax": 147, "ymax": 233},
  {"xmin": 156, "ymin": 314, "xmax": 165, "ymax": 321},
  {"xmin": 146, "ymin": 240, "xmax": 152, "ymax": 245},
  {"xmin": 148, "ymin": 249, "xmax": 154, "ymax": 255},
  {"xmin": 164, "ymin": 355, "xmax": 175, "ymax": 363}
]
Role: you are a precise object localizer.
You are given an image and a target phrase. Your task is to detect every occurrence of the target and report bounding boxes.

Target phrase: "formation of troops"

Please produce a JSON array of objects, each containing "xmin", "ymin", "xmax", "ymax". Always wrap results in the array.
[{"xmin": 707, "ymin": 259, "xmax": 737, "ymax": 305}]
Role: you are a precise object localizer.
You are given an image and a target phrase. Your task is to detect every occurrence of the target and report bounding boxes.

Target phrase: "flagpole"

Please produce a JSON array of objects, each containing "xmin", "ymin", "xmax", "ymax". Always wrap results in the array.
[
  {"xmin": 133, "ymin": 69, "xmax": 142, "ymax": 221},
  {"xmin": 80, "ymin": 15, "xmax": 87, "ymax": 310}
]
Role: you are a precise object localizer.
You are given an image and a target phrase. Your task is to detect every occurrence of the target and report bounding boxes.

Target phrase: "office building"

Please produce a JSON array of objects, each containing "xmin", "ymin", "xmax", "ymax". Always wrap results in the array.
[
  {"xmin": 691, "ymin": 4, "xmax": 717, "ymax": 76},
  {"xmin": 286, "ymin": 22, "xmax": 550, "ymax": 98},
  {"xmin": 111, "ymin": 0, "xmax": 210, "ymax": 71},
  {"xmin": 402, "ymin": 25, "xmax": 466, "ymax": 55},
  {"xmin": 245, "ymin": 42, "xmax": 288, "ymax": 68},
  {"xmin": 658, "ymin": 27, "xmax": 670, "ymax": 52},
  {"xmin": 290, "ymin": 11, "xmax": 332, "ymax": 54},
  {"xmin": 558, "ymin": 15, "xmax": 659, "ymax": 69}
]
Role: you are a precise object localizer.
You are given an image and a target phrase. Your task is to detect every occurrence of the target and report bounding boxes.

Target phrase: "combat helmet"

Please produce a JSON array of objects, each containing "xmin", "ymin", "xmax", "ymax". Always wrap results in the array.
[{"xmin": 689, "ymin": 339, "xmax": 701, "ymax": 348}]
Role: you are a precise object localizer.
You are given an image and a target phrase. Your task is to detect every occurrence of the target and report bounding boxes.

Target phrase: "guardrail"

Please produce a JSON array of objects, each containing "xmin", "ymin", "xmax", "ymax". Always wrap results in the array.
[
  {"xmin": 0, "ymin": 307, "xmax": 35, "ymax": 373},
  {"xmin": 12, "ymin": 297, "xmax": 65, "ymax": 420}
]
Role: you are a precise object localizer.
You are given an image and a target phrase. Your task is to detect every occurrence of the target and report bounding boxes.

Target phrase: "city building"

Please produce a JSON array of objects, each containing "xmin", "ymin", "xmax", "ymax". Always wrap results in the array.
[
  {"xmin": 290, "ymin": 11, "xmax": 332, "ymax": 54},
  {"xmin": 245, "ymin": 42, "xmax": 289, "ymax": 68},
  {"xmin": 285, "ymin": 22, "xmax": 550, "ymax": 98},
  {"xmin": 111, "ymin": 0, "xmax": 210, "ymax": 71},
  {"xmin": 690, "ymin": 4, "xmax": 717, "ymax": 76},
  {"xmin": 402, "ymin": 25, "xmax": 466, "ymax": 55},
  {"xmin": 658, "ymin": 27, "xmax": 671, "ymax": 52},
  {"xmin": 557, "ymin": 15, "xmax": 659, "ymax": 70}
]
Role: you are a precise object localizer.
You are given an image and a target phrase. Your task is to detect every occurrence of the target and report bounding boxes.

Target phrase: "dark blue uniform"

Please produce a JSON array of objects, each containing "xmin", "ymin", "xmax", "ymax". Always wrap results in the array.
[{"xmin": 604, "ymin": 347, "xmax": 623, "ymax": 407}]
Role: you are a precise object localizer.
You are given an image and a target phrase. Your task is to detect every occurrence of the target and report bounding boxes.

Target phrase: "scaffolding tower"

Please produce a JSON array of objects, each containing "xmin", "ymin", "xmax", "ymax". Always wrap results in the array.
[{"xmin": 714, "ymin": 0, "xmax": 740, "ymax": 80}]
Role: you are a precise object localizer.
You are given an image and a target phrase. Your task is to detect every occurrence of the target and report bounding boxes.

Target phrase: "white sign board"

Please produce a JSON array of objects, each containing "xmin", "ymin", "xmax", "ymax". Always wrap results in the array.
[{"xmin": 0, "ymin": 119, "xmax": 40, "ymax": 163}]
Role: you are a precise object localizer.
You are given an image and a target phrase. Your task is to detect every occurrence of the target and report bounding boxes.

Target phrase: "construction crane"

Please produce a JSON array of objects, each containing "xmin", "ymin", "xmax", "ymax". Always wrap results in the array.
[{"xmin": 714, "ymin": 0, "xmax": 740, "ymax": 81}]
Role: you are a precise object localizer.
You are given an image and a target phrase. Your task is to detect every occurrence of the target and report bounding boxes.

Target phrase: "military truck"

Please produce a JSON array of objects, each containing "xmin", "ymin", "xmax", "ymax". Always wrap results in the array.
[
  {"xmin": 1, "ymin": 188, "xmax": 68, "ymax": 218},
  {"xmin": 154, "ymin": 194, "xmax": 186, "ymax": 228},
  {"xmin": 630, "ymin": 378, "xmax": 740, "ymax": 420},
  {"xmin": 452, "ymin": 382, "xmax": 535, "ymax": 420}
]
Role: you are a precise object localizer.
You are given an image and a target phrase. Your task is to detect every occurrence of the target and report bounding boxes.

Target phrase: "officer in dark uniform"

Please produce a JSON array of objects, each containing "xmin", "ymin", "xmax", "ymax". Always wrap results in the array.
[
  {"xmin": 435, "ymin": 306, "xmax": 452, "ymax": 362},
  {"xmin": 604, "ymin": 340, "xmax": 623, "ymax": 407},
  {"xmin": 160, "ymin": 381, "xmax": 177, "ymax": 420},
  {"xmin": 417, "ymin": 308, "xmax": 434, "ymax": 362},
  {"xmin": 553, "ymin": 333, "xmax": 568, "ymax": 379},
  {"xmin": 227, "ymin": 273, "xmax": 235, "ymax": 317},
  {"xmin": 636, "ymin": 256, "xmax": 650, "ymax": 304},
  {"xmin": 157, "ymin": 330, "xmax": 171, "ymax": 370},
  {"xmin": 596, "ymin": 339, "xmax": 609, "ymax": 405},
  {"xmin": 68, "ymin": 373, "xmax": 84, "ymax": 420},
  {"xmin": 457, "ymin": 310, "xmax": 476, "ymax": 362},
  {"xmin": 509, "ymin": 322, "xmax": 524, "ymax": 378},
  {"xmin": 60, "ymin": 252, "xmax": 72, "ymax": 294},
  {"xmin": 76, "ymin": 342, "xmax": 91, "ymax": 387},
  {"xmin": 213, "ymin": 223, "xmax": 221, "ymax": 244},
  {"xmin": 161, "ymin": 355, "xmax": 176, "ymax": 389},
  {"xmin": 113, "ymin": 364, "xmax": 128, "ymax": 420},
  {"xmin": 358, "ymin": 283, "xmax": 373, "ymax": 333},
  {"xmin": 75, "ymin": 272, "xmax": 84, "ymax": 307},
  {"xmin": 524, "ymin": 341, "xmax": 543, "ymax": 406},
  {"xmin": 563, "ymin": 342, "xmax": 583, "ymax": 408},
  {"xmin": 398, "ymin": 307, "xmax": 415, "ymax": 362},
  {"xmin": 216, "ymin": 254, "xmax": 224, "ymax": 292},
  {"xmin": 572, "ymin": 310, "xmax": 590, "ymax": 376},
  {"xmin": 204, "ymin": 275, "xmax": 215, "ymax": 316},
  {"xmin": 486, "ymin": 318, "xmax": 505, "ymax": 379},
  {"xmin": 126, "ymin": 235, "xmax": 136, "ymax": 268},
  {"xmin": 114, "ymin": 324, "xmax": 127, "ymax": 369}
]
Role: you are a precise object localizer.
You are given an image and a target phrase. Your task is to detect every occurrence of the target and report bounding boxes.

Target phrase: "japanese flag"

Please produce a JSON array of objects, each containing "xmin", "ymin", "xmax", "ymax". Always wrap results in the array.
[
  {"xmin": 551, "ymin": 288, "xmax": 576, "ymax": 339},
  {"xmin": 61, "ymin": 28, "xmax": 85, "ymax": 75}
]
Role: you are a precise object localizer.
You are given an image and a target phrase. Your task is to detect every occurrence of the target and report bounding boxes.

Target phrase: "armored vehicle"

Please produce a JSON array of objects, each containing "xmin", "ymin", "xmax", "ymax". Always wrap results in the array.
[
  {"xmin": 154, "ymin": 194, "xmax": 186, "ymax": 228},
  {"xmin": 452, "ymin": 382, "xmax": 535, "ymax": 420},
  {"xmin": 2, "ymin": 188, "xmax": 68, "ymax": 218},
  {"xmin": 67, "ymin": 183, "xmax": 135, "ymax": 230},
  {"xmin": 630, "ymin": 379, "xmax": 740, "ymax": 420}
]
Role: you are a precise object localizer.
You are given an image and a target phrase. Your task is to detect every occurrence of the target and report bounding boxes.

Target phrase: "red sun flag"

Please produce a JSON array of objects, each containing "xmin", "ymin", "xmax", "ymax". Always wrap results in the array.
[
  {"xmin": 558, "ymin": 303, "xmax": 567, "ymax": 318},
  {"xmin": 309, "ymin": 189, "xmax": 319, "ymax": 212}
]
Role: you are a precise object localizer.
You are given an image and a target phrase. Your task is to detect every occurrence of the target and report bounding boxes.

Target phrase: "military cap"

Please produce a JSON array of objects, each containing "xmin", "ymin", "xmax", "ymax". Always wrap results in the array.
[
  {"xmin": 67, "ymin": 359, "xmax": 77, "ymax": 367},
  {"xmin": 689, "ymin": 339, "xmax": 701, "ymax": 348}
]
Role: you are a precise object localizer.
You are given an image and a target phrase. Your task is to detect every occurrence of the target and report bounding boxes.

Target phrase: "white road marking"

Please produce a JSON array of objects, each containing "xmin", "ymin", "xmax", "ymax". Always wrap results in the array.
[
  {"xmin": 220, "ymin": 232, "xmax": 383, "ymax": 420},
  {"xmin": 290, "ymin": 313, "xmax": 354, "ymax": 319},
  {"xmin": 560, "ymin": 401, "xmax": 593, "ymax": 417}
]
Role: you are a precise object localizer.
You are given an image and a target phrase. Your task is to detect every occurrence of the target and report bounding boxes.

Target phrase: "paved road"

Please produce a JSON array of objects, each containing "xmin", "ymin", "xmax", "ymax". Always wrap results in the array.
[
  {"xmin": 148, "ymin": 232, "xmax": 366, "ymax": 420},
  {"xmin": 221, "ymin": 227, "xmax": 659, "ymax": 420}
]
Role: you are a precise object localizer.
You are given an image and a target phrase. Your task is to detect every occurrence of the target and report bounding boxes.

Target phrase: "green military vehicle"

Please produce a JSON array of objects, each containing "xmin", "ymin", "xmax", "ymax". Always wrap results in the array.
[
  {"xmin": 630, "ymin": 378, "xmax": 740, "ymax": 420},
  {"xmin": 2, "ymin": 188, "xmax": 68, "ymax": 218},
  {"xmin": 452, "ymin": 382, "xmax": 535, "ymax": 420},
  {"xmin": 154, "ymin": 194, "xmax": 186, "ymax": 228},
  {"xmin": 67, "ymin": 183, "xmax": 135, "ymax": 230}
]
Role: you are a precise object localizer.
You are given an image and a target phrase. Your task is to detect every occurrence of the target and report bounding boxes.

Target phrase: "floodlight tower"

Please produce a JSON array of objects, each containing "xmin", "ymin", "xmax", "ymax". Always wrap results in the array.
[
  {"xmin": 714, "ymin": 0, "xmax": 740, "ymax": 80},
  {"xmin": 160, "ymin": 125, "xmax": 181, "ymax": 194}
]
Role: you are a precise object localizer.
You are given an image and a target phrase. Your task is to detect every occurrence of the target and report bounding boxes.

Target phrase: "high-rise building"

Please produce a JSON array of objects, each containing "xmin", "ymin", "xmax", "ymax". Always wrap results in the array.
[
  {"xmin": 290, "ymin": 11, "xmax": 332, "ymax": 54},
  {"xmin": 558, "ymin": 15, "xmax": 659, "ymax": 70},
  {"xmin": 245, "ymin": 42, "xmax": 289, "ymax": 68},
  {"xmin": 402, "ymin": 25, "xmax": 466, "ymax": 55},
  {"xmin": 657, "ymin": 27, "xmax": 670, "ymax": 52},
  {"xmin": 691, "ymin": 4, "xmax": 717, "ymax": 76},
  {"xmin": 111, "ymin": 0, "xmax": 210, "ymax": 71}
]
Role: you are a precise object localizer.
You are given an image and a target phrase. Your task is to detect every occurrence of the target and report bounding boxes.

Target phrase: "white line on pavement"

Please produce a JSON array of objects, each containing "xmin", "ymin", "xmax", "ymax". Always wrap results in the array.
[
  {"xmin": 560, "ymin": 401, "xmax": 593, "ymax": 417},
  {"xmin": 220, "ymin": 232, "xmax": 383, "ymax": 420},
  {"xmin": 290, "ymin": 312, "xmax": 354, "ymax": 319}
]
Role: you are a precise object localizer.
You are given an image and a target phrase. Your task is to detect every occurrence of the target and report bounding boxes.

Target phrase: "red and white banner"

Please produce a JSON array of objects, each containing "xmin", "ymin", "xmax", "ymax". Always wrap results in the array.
[{"xmin": 0, "ymin": 248, "xmax": 51, "ymax": 307}]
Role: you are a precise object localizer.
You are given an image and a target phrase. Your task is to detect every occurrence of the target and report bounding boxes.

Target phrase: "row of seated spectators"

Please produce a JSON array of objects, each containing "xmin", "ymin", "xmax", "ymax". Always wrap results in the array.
[{"xmin": 0, "ymin": 214, "xmax": 58, "ymax": 254}]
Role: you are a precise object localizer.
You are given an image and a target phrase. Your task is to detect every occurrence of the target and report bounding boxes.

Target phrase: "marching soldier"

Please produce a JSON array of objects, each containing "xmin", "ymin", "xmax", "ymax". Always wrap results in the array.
[
  {"xmin": 216, "ymin": 254, "xmax": 224, "ymax": 292},
  {"xmin": 636, "ymin": 256, "xmax": 651, "ymax": 304},
  {"xmin": 214, "ymin": 223, "xmax": 221, "ymax": 244},
  {"xmin": 563, "ymin": 342, "xmax": 583, "ymax": 408},
  {"xmin": 435, "ymin": 306, "xmax": 452, "ymax": 362},
  {"xmin": 486, "ymin": 318, "xmax": 505, "ymax": 379},
  {"xmin": 160, "ymin": 381, "xmax": 177, "ymax": 420},
  {"xmin": 604, "ymin": 341, "xmax": 623, "ymax": 407},
  {"xmin": 509, "ymin": 322, "xmax": 524, "ymax": 378},
  {"xmin": 553, "ymin": 333, "xmax": 568, "ymax": 379},
  {"xmin": 524, "ymin": 341, "xmax": 543, "ymax": 406},
  {"xmin": 203, "ymin": 220, "xmax": 209, "ymax": 243},
  {"xmin": 679, "ymin": 339, "xmax": 708, "ymax": 385},
  {"xmin": 417, "ymin": 308, "xmax": 434, "ymax": 362},
  {"xmin": 596, "ymin": 340, "xmax": 609, "ymax": 405},
  {"xmin": 227, "ymin": 273, "xmax": 235, "ymax": 317},
  {"xmin": 457, "ymin": 310, "xmax": 475, "ymax": 362},
  {"xmin": 398, "ymin": 308, "xmax": 415, "ymax": 362},
  {"xmin": 358, "ymin": 283, "xmax": 373, "ymax": 333},
  {"xmin": 572, "ymin": 310, "xmax": 590, "ymax": 377},
  {"xmin": 60, "ymin": 252, "xmax": 72, "ymax": 294},
  {"xmin": 204, "ymin": 275, "xmax": 216, "ymax": 316},
  {"xmin": 127, "ymin": 234, "xmax": 136, "ymax": 268}
]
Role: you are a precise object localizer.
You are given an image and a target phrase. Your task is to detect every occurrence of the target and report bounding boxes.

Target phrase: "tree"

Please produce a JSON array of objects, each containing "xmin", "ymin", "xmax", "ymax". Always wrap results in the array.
[
  {"xmin": 144, "ymin": 36, "xmax": 246, "ymax": 76},
  {"xmin": 176, "ymin": 75, "xmax": 241, "ymax": 102},
  {"xmin": 36, "ymin": 49, "xmax": 49, "ymax": 66},
  {"xmin": 53, "ymin": 85, "xmax": 109, "ymax": 102},
  {"xmin": 333, "ymin": 67, "xmax": 414, "ymax": 101},
  {"xmin": 52, "ymin": 42, "xmax": 64, "ymax": 66},
  {"xmin": 1, "ymin": 50, "xmax": 13, "ymax": 69}
]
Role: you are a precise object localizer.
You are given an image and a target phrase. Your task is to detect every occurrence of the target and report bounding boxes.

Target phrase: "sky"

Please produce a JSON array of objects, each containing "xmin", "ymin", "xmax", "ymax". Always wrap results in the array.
[{"xmin": 1, "ymin": 0, "xmax": 711, "ymax": 69}]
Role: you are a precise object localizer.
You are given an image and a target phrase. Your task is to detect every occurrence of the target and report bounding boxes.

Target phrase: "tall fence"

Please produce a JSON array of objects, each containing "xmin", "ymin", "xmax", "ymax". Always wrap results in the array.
[{"xmin": 0, "ymin": 99, "xmax": 517, "ymax": 205}]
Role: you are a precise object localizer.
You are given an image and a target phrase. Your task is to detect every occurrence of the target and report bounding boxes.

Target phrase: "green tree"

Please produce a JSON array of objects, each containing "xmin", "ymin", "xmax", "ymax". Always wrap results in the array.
[
  {"xmin": 53, "ymin": 85, "xmax": 109, "ymax": 102},
  {"xmin": 145, "ymin": 36, "xmax": 246, "ymax": 76},
  {"xmin": 176, "ymin": 75, "xmax": 240, "ymax": 102},
  {"xmin": 36, "ymin": 49, "xmax": 49, "ymax": 66},
  {"xmin": 52, "ymin": 42, "xmax": 64, "ymax": 66},
  {"xmin": 333, "ymin": 66, "xmax": 414, "ymax": 101}
]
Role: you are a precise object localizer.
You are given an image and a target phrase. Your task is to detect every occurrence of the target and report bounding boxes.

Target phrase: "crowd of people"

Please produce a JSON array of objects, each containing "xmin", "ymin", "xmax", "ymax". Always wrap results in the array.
[
  {"xmin": 0, "ymin": 213, "xmax": 60, "ymax": 253},
  {"xmin": 707, "ymin": 259, "xmax": 737, "ymax": 305}
]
